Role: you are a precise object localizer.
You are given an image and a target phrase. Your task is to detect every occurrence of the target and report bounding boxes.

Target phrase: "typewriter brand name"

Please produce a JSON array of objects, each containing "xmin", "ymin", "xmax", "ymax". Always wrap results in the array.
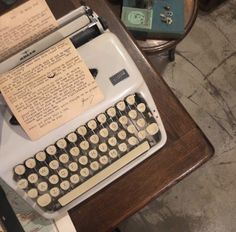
[{"xmin": 20, "ymin": 49, "xmax": 36, "ymax": 61}]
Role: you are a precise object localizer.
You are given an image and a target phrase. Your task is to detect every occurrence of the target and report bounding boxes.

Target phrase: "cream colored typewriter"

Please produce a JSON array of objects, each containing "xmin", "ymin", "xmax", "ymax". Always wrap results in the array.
[{"xmin": 0, "ymin": 6, "xmax": 167, "ymax": 218}]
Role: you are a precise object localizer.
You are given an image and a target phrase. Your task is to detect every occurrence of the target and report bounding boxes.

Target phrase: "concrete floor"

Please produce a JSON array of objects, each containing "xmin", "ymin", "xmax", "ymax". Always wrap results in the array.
[{"xmin": 120, "ymin": 0, "xmax": 236, "ymax": 231}]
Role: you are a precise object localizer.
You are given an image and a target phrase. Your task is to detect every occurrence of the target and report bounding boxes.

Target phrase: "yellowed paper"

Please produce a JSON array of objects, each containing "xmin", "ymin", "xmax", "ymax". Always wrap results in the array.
[
  {"xmin": 0, "ymin": 0, "xmax": 58, "ymax": 62},
  {"xmin": 0, "ymin": 38, "xmax": 104, "ymax": 140}
]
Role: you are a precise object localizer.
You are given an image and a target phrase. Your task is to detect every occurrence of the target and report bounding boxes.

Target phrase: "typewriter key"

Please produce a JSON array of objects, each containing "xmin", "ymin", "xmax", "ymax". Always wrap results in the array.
[
  {"xmin": 119, "ymin": 116, "xmax": 128, "ymax": 125},
  {"xmin": 17, "ymin": 179, "xmax": 28, "ymax": 189},
  {"xmin": 25, "ymin": 158, "xmax": 36, "ymax": 169},
  {"xmin": 90, "ymin": 161, "xmax": 99, "ymax": 171},
  {"xmin": 146, "ymin": 123, "xmax": 159, "ymax": 135},
  {"xmin": 80, "ymin": 168, "xmax": 90, "ymax": 177},
  {"xmin": 50, "ymin": 187, "xmax": 60, "ymax": 197},
  {"xmin": 99, "ymin": 128, "xmax": 109, "ymax": 138},
  {"xmin": 109, "ymin": 122, "xmax": 119, "ymax": 131},
  {"xmin": 79, "ymin": 156, "xmax": 88, "ymax": 166},
  {"xmin": 77, "ymin": 126, "xmax": 87, "ymax": 136},
  {"xmin": 70, "ymin": 174, "xmax": 80, "ymax": 184},
  {"xmin": 98, "ymin": 143, "xmax": 108, "ymax": 153},
  {"xmin": 56, "ymin": 139, "xmax": 67, "ymax": 149},
  {"xmin": 27, "ymin": 188, "xmax": 38, "ymax": 199},
  {"xmin": 49, "ymin": 175, "xmax": 59, "ymax": 185},
  {"xmin": 70, "ymin": 147, "xmax": 80, "ymax": 157},
  {"xmin": 128, "ymin": 110, "xmax": 138, "ymax": 119},
  {"xmin": 109, "ymin": 149, "xmax": 118, "ymax": 159},
  {"xmin": 99, "ymin": 156, "xmax": 109, "ymax": 165},
  {"xmin": 14, "ymin": 164, "xmax": 26, "ymax": 176},
  {"xmin": 89, "ymin": 149, "xmax": 98, "ymax": 159},
  {"xmin": 126, "ymin": 95, "xmax": 136, "ymax": 105},
  {"xmin": 37, "ymin": 193, "xmax": 52, "ymax": 207}
]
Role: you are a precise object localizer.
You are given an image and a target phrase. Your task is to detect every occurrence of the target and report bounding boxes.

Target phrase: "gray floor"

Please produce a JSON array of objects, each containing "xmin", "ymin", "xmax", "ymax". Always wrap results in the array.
[{"xmin": 120, "ymin": 1, "xmax": 236, "ymax": 231}]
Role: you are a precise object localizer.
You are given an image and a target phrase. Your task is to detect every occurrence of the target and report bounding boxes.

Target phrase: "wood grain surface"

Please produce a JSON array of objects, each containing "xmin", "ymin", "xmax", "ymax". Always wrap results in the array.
[
  {"xmin": 0, "ymin": 1, "xmax": 213, "ymax": 231},
  {"xmin": 68, "ymin": 1, "xmax": 213, "ymax": 232}
]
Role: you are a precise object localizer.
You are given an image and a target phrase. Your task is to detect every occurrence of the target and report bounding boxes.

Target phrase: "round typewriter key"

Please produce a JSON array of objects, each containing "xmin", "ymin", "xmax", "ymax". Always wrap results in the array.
[
  {"xmin": 46, "ymin": 145, "xmax": 57, "ymax": 155},
  {"xmin": 59, "ymin": 154, "xmax": 69, "ymax": 164},
  {"xmin": 50, "ymin": 187, "xmax": 60, "ymax": 198},
  {"xmin": 35, "ymin": 151, "xmax": 46, "ymax": 162},
  {"xmin": 99, "ymin": 155, "xmax": 109, "ymax": 165},
  {"xmin": 70, "ymin": 174, "xmax": 80, "ymax": 184},
  {"xmin": 137, "ymin": 103, "xmax": 146, "ymax": 113},
  {"xmin": 37, "ymin": 181, "xmax": 48, "ymax": 192},
  {"xmin": 49, "ymin": 160, "xmax": 59, "ymax": 170},
  {"xmin": 17, "ymin": 179, "xmax": 28, "ymax": 189},
  {"xmin": 60, "ymin": 180, "xmax": 70, "ymax": 191},
  {"xmin": 146, "ymin": 123, "xmax": 159, "ymax": 135},
  {"xmin": 39, "ymin": 166, "xmax": 49, "ymax": 177},
  {"xmin": 14, "ymin": 164, "xmax": 26, "ymax": 176},
  {"xmin": 56, "ymin": 139, "xmax": 67, "ymax": 149},
  {"xmin": 97, "ymin": 113, "xmax": 107, "ymax": 124},
  {"xmin": 118, "ymin": 143, "xmax": 128, "ymax": 152},
  {"xmin": 108, "ymin": 137, "xmax": 117, "ymax": 147},
  {"xmin": 27, "ymin": 188, "xmax": 38, "ymax": 199},
  {"xmin": 109, "ymin": 122, "xmax": 118, "ymax": 131},
  {"xmin": 67, "ymin": 132, "xmax": 77, "ymax": 143},
  {"xmin": 28, "ymin": 173, "xmax": 38, "ymax": 184},
  {"xmin": 59, "ymin": 169, "xmax": 69, "ymax": 178},
  {"xmin": 80, "ymin": 141, "xmax": 89, "ymax": 150},
  {"xmin": 127, "ymin": 125, "xmax": 137, "ymax": 134},
  {"xmin": 68, "ymin": 162, "xmax": 78, "ymax": 172},
  {"xmin": 116, "ymin": 101, "xmax": 126, "ymax": 111},
  {"xmin": 128, "ymin": 136, "xmax": 138, "ymax": 146},
  {"xmin": 70, "ymin": 147, "xmax": 80, "ymax": 157},
  {"xmin": 89, "ymin": 149, "xmax": 98, "ymax": 159},
  {"xmin": 25, "ymin": 158, "xmax": 36, "ymax": 169},
  {"xmin": 90, "ymin": 134, "xmax": 99, "ymax": 144},
  {"xmin": 99, "ymin": 128, "xmax": 109, "ymax": 138},
  {"xmin": 126, "ymin": 95, "xmax": 136, "ymax": 105},
  {"xmin": 99, "ymin": 143, "xmax": 108, "ymax": 152},
  {"xmin": 79, "ymin": 156, "xmax": 88, "ymax": 166},
  {"xmin": 119, "ymin": 116, "xmax": 128, "ymax": 125},
  {"xmin": 80, "ymin": 168, "xmax": 89, "ymax": 177},
  {"xmin": 128, "ymin": 110, "xmax": 138, "ymax": 119},
  {"xmin": 37, "ymin": 193, "xmax": 52, "ymax": 207},
  {"xmin": 77, "ymin": 126, "xmax": 87, "ymax": 136},
  {"xmin": 118, "ymin": 130, "xmax": 127, "ymax": 140},
  {"xmin": 138, "ymin": 130, "xmax": 147, "ymax": 140},
  {"xmin": 49, "ymin": 174, "xmax": 59, "ymax": 185},
  {"xmin": 90, "ymin": 161, "xmax": 99, "ymax": 171},
  {"xmin": 87, "ymin": 120, "xmax": 97, "ymax": 130},
  {"xmin": 107, "ymin": 107, "xmax": 116, "ymax": 117},
  {"xmin": 137, "ymin": 118, "xmax": 146, "ymax": 128},
  {"xmin": 109, "ymin": 149, "xmax": 118, "ymax": 159}
]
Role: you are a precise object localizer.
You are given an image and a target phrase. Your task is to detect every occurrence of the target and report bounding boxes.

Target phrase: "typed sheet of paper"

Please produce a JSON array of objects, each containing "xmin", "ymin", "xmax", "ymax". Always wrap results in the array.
[
  {"xmin": 0, "ymin": 38, "xmax": 104, "ymax": 140},
  {"xmin": 0, "ymin": 0, "xmax": 58, "ymax": 62}
]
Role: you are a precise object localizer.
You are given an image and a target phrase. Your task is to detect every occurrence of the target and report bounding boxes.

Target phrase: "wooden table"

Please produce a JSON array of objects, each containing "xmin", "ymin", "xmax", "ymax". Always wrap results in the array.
[
  {"xmin": 0, "ymin": 1, "xmax": 213, "ymax": 231},
  {"xmin": 68, "ymin": 1, "xmax": 213, "ymax": 231}
]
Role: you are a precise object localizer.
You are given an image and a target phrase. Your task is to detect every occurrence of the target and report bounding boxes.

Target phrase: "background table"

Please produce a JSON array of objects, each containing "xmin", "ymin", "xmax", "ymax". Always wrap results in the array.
[
  {"xmin": 0, "ymin": 1, "xmax": 213, "ymax": 231},
  {"xmin": 106, "ymin": 0, "xmax": 198, "ymax": 57}
]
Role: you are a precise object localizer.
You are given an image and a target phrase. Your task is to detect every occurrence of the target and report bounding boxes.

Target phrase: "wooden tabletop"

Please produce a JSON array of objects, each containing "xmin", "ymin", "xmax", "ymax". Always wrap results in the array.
[
  {"xmin": 0, "ymin": 1, "xmax": 213, "ymax": 231},
  {"xmin": 67, "ymin": 1, "xmax": 213, "ymax": 232}
]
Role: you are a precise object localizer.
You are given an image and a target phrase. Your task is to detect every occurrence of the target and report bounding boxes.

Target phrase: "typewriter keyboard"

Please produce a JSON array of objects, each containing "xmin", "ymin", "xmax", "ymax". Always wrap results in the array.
[{"xmin": 13, "ymin": 93, "xmax": 161, "ymax": 212}]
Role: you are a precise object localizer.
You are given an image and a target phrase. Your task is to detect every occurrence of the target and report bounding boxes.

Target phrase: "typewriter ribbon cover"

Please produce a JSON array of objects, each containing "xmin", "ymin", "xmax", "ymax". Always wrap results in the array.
[{"xmin": 0, "ymin": 38, "xmax": 104, "ymax": 140}]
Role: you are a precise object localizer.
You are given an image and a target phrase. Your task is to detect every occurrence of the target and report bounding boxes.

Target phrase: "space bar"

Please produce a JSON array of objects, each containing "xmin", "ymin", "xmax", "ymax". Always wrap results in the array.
[{"xmin": 58, "ymin": 141, "xmax": 150, "ymax": 206}]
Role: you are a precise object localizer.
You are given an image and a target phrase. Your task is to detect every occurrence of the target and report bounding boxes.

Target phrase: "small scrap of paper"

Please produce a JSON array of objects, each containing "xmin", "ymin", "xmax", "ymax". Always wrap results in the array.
[
  {"xmin": 0, "ymin": 38, "xmax": 104, "ymax": 140},
  {"xmin": 0, "ymin": 0, "xmax": 58, "ymax": 62}
]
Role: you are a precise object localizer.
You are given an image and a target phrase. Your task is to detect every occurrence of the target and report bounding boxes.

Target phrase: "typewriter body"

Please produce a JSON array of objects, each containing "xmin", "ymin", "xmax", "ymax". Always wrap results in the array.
[{"xmin": 0, "ymin": 6, "xmax": 167, "ymax": 218}]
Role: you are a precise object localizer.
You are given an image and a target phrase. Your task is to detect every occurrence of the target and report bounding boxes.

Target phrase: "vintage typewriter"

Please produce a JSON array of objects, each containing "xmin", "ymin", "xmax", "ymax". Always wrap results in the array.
[{"xmin": 0, "ymin": 6, "xmax": 167, "ymax": 218}]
